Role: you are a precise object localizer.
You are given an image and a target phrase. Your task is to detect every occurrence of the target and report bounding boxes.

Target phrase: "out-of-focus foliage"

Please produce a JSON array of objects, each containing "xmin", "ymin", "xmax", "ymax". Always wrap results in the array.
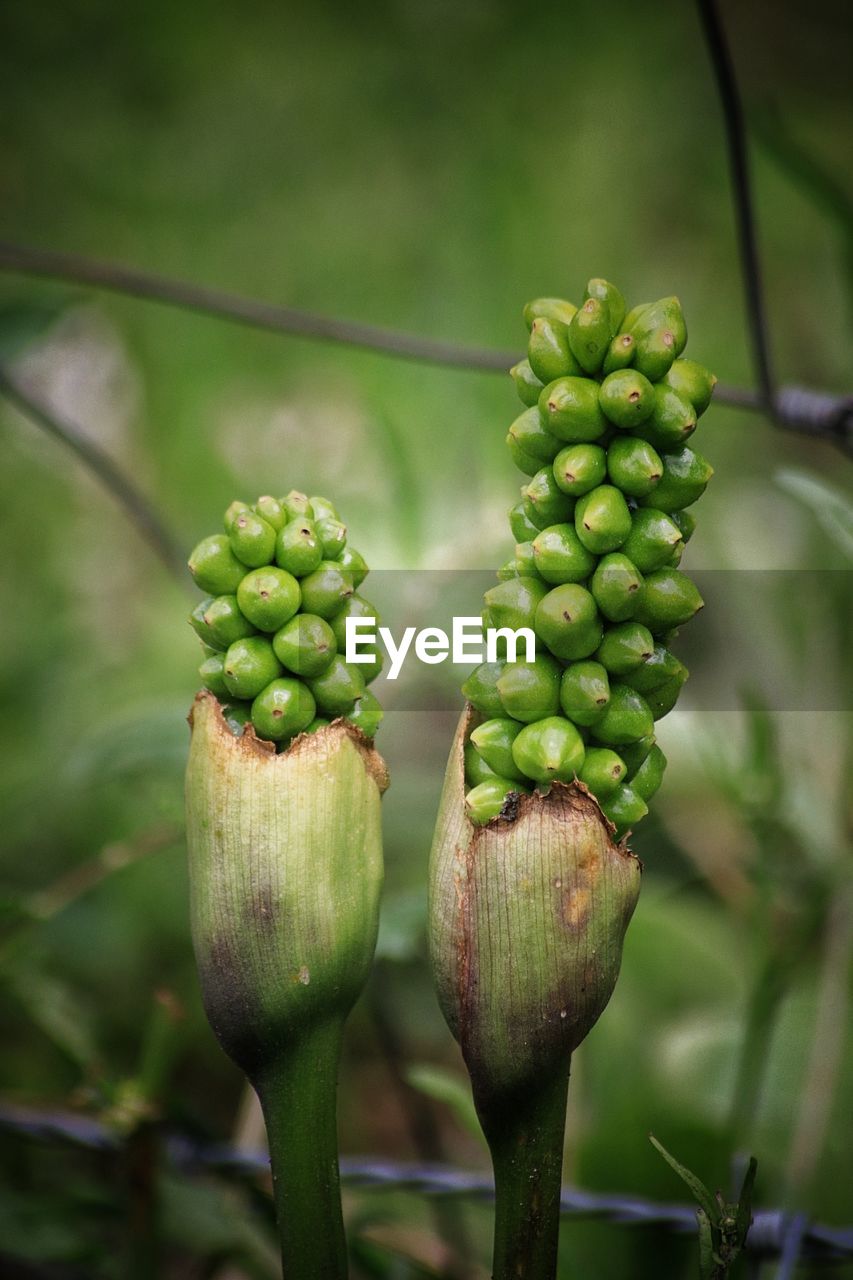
[{"xmin": 0, "ymin": 0, "xmax": 850, "ymax": 1275}]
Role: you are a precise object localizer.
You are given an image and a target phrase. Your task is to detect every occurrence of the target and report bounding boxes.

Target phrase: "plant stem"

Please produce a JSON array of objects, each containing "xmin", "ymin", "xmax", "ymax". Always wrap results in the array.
[
  {"xmin": 254, "ymin": 1018, "xmax": 349, "ymax": 1280},
  {"xmin": 480, "ymin": 1060, "xmax": 571, "ymax": 1280},
  {"xmin": 727, "ymin": 951, "xmax": 787, "ymax": 1153}
]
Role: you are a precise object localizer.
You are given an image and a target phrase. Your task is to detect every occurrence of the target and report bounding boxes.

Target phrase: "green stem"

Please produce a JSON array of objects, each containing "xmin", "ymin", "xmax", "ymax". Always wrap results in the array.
[
  {"xmin": 480, "ymin": 1059, "xmax": 571, "ymax": 1280},
  {"xmin": 254, "ymin": 1018, "xmax": 348, "ymax": 1280}
]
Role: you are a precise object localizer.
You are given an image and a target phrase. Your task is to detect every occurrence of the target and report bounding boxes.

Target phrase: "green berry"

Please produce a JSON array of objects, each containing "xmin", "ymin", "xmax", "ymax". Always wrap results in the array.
[
  {"xmin": 199, "ymin": 652, "xmax": 229, "ymax": 698},
  {"xmin": 510, "ymin": 359, "xmax": 545, "ymax": 408},
  {"xmin": 237, "ymin": 567, "xmax": 301, "ymax": 632},
  {"xmin": 527, "ymin": 315, "xmax": 580, "ymax": 383},
  {"xmin": 619, "ymin": 734, "xmax": 656, "ymax": 779},
  {"xmin": 579, "ymin": 747, "xmax": 626, "ymax": 798},
  {"xmin": 590, "ymin": 554, "xmax": 645, "ymax": 622},
  {"xmin": 629, "ymin": 297, "xmax": 687, "ymax": 381},
  {"xmin": 631, "ymin": 744, "xmax": 666, "ymax": 801},
  {"xmin": 338, "ymin": 546, "xmax": 368, "ymax": 587},
  {"xmin": 470, "ymin": 717, "xmax": 527, "ymax": 783},
  {"xmin": 229, "ymin": 509, "xmax": 277, "ymax": 568},
  {"xmin": 622, "ymin": 644, "xmax": 687, "ymax": 694},
  {"xmin": 188, "ymin": 534, "xmax": 246, "ymax": 595},
  {"xmin": 511, "ymin": 716, "xmax": 585, "ymax": 785},
  {"xmin": 315, "ymin": 517, "xmax": 347, "ymax": 559},
  {"xmin": 251, "ymin": 677, "xmax": 316, "ymax": 742},
  {"xmin": 309, "ymin": 495, "xmax": 339, "ymax": 522},
  {"xmin": 600, "ymin": 784, "xmax": 648, "ymax": 835},
  {"xmin": 299, "ymin": 562, "xmax": 355, "ymax": 619},
  {"xmin": 508, "ymin": 407, "xmax": 562, "ymax": 465},
  {"xmin": 465, "ymin": 740, "xmax": 499, "ymax": 788},
  {"xmin": 622, "ymin": 302, "xmax": 651, "ymax": 331},
  {"xmin": 532, "ymin": 523, "xmax": 597, "ymax": 585},
  {"xmin": 189, "ymin": 598, "xmax": 221, "ymax": 649},
  {"xmin": 509, "ymin": 500, "xmax": 541, "ymax": 543},
  {"xmin": 638, "ymin": 447, "xmax": 713, "ymax": 512},
  {"xmin": 602, "ymin": 333, "xmax": 636, "ymax": 374},
  {"xmin": 358, "ymin": 646, "xmax": 384, "ymax": 685},
  {"xmin": 305, "ymin": 716, "xmax": 331, "ymax": 733},
  {"xmin": 197, "ymin": 594, "xmax": 255, "ymax": 650},
  {"xmin": 463, "ymin": 662, "xmax": 506, "ymax": 718},
  {"xmin": 254, "ymin": 495, "xmax": 287, "ymax": 531},
  {"xmin": 589, "ymin": 684, "xmax": 654, "ymax": 746},
  {"xmin": 329, "ymin": 594, "xmax": 379, "ymax": 649},
  {"xmin": 514, "ymin": 541, "xmax": 538, "ymax": 576},
  {"xmin": 632, "ymin": 568, "xmax": 704, "ymax": 633},
  {"xmin": 223, "ymin": 636, "xmax": 282, "ymax": 700},
  {"xmin": 221, "ymin": 701, "xmax": 252, "ymax": 736},
  {"xmin": 552, "ymin": 443, "xmax": 607, "ymax": 496},
  {"xmin": 559, "ymin": 660, "xmax": 610, "ymax": 726},
  {"xmin": 598, "ymin": 369, "xmax": 655, "ymax": 430},
  {"xmin": 273, "ymin": 613, "xmax": 337, "ymax": 677},
  {"xmin": 634, "ymin": 384, "xmax": 697, "ymax": 451},
  {"xmin": 347, "ymin": 690, "xmax": 384, "ymax": 738},
  {"xmin": 523, "ymin": 467, "xmax": 577, "ymax": 526},
  {"xmin": 534, "ymin": 584, "xmax": 603, "ymax": 661},
  {"xmin": 606, "ymin": 436, "xmax": 663, "ymax": 498},
  {"xmin": 306, "ymin": 655, "xmax": 365, "ymax": 717},
  {"xmin": 465, "ymin": 777, "xmax": 528, "ymax": 826},
  {"xmin": 568, "ymin": 297, "xmax": 612, "ymax": 374},
  {"xmin": 483, "ymin": 576, "xmax": 548, "ymax": 633},
  {"xmin": 574, "ymin": 485, "xmax": 632, "ymax": 554},
  {"xmin": 508, "ymin": 435, "xmax": 547, "ymax": 476},
  {"xmin": 223, "ymin": 500, "xmax": 250, "ymax": 532},
  {"xmin": 523, "ymin": 297, "xmax": 578, "ymax": 330},
  {"xmin": 662, "ymin": 359, "xmax": 716, "ymax": 415},
  {"xmin": 595, "ymin": 621, "xmax": 655, "ymax": 675},
  {"xmin": 584, "ymin": 278, "xmax": 626, "ymax": 333},
  {"xmin": 538, "ymin": 376, "xmax": 607, "ymax": 443},
  {"xmin": 644, "ymin": 672, "xmax": 688, "ymax": 720},
  {"xmin": 497, "ymin": 654, "xmax": 562, "ymax": 722},
  {"xmin": 275, "ymin": 518, "xmax": 323, "ymax": 577},
  {"xmin": 670, "ymin": 509, "xmax": 696, "ymax": 544},
  {"xmin": 621, "ymin": 508, "xmax": 684, "ymax": 572},
  {"xmin": 281, "ymin": 490, "xmax": 314, "ymax": 520},
  {"xmin": 497, "ymin": 559, "xmax": 520, "ymax": 581}
]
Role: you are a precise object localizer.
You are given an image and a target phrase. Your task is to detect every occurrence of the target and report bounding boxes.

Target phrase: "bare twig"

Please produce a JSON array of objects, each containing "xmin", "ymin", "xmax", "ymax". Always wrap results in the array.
[
  {"xmin": 0, "ymin": 239, "xmax": 515, "ymax": 372},
  {"xmin": 1, "ymin": 239, "xmax": 850, "ymax": 451},
  {"xmin": 0, "ymin": 366, "xmax": 187, "ymax": 582},
  {"xmin": 695, "ymin": 0, "xmax": 777, "ymax": 414}
]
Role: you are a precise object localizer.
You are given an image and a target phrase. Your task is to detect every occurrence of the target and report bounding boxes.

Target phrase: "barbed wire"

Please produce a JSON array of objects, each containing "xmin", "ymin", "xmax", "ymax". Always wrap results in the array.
[
  {"xmin": 0, "ymin": 240, "xmax": 851, "ymax": 456},
  {"xmin": 0, "ymin": 1103, "xmax": 850, "ymax": 1263}
]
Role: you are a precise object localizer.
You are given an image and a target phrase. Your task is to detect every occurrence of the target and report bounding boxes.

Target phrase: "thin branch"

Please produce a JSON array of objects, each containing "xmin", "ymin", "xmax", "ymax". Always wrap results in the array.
[
  {"xmin": 0, "ymin": 239, "xmax": 515, "ymax": 372},
  {"xmin": 1, "ymin": 239, "xmax": 851, "ymax": 452},
  {"xmin": 695, "ymin": 0, "xmax": 776, "ymax": 414},
  {"xmin": 0, "ymin": 366, "xmax": 187, "ymax": 583}
]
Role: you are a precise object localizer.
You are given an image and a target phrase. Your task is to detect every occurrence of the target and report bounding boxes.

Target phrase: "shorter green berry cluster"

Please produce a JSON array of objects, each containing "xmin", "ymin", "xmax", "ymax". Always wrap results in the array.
[
  {"xmin": 463, "ymin": 280, "xmax": 715, "ymax": 833},
  {"xmin": 188, "ymin": 491, "xmax": 382, "ymax": 746}
]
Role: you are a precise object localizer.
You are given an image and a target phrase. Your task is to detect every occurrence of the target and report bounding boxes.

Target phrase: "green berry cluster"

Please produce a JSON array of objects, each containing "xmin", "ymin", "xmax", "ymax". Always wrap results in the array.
[
  {"xmin": 462, "ymin": 280, "xmax": 715, "ymax": 833},
  {"xmin": 188, "ymin": 490, "xmax": 383, "ymax": 746}
]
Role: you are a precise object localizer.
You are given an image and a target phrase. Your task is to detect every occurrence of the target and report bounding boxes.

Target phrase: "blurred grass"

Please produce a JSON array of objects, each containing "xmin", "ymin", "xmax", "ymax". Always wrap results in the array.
[{"xmin": 0, "ymin": 0, "xmax": 851, "ymax": 1275}]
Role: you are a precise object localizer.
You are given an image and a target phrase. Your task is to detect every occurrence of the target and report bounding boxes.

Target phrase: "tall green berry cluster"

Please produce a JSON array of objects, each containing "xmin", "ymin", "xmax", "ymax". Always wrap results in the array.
[
  {"xmin": 188, "ymin": 490, "xmax": 382, "ymax": 746},
  {"xmin": 462, "ymin": 280, "xmax": 715, "ymax": 833}
]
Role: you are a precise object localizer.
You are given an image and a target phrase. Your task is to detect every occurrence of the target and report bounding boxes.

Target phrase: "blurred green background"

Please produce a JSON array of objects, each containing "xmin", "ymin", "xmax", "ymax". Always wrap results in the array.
[{"xmin": 0, "ymin": 0, "xmax": 851, "ymax": 1276}]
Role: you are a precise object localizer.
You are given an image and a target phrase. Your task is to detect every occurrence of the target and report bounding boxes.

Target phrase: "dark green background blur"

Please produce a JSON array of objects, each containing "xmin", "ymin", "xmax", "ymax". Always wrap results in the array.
[{"xmin": 0, "ymin": 1, "xmax": 851, "ymax": 1276}]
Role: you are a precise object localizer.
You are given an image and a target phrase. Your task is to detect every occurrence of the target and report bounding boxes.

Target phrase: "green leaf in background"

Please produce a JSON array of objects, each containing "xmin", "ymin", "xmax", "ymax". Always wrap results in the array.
[
  {"xmin": 776, "ymin": 468, "xmax": 853, "ymax": 560},
  {"xmin": 404, "ymin": 1063, "xmax": 484, "ymax": 1145},
  {"xmin": 375, "ymin": 887, "xmax": 427, "ymax": 964}
]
